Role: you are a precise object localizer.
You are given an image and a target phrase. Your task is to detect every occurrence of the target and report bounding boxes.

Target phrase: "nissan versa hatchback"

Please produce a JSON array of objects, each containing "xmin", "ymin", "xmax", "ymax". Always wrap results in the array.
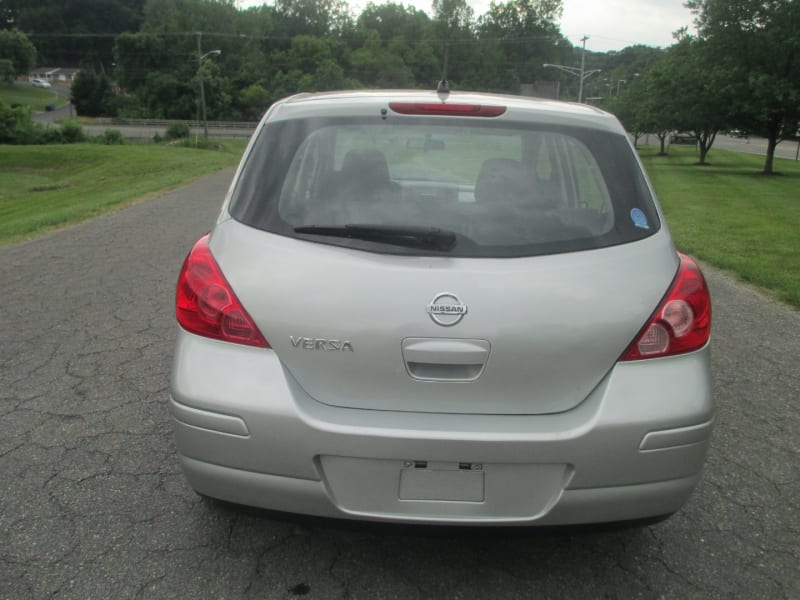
[{"xmin": 170, "ymin": 90, "xmax": 713, "ymax": 525}]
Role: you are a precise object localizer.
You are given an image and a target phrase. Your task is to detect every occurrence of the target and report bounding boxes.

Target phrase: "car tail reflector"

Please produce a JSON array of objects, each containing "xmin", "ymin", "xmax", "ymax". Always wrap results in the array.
[
  {"xmin": 176, "ymin": 234, "xmax": 269, "ymax": 348},
  {"xmin": 621, "ymin": 253, "xmax": 711, "ymax": 361},
  {"xmin": 389, "ymin": 102, "xmax": 506, "ymax": 117}
]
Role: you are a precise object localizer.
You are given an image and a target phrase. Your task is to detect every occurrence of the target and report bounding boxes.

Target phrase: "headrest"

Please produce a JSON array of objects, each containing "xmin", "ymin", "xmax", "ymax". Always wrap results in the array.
[
  {"xmin": 474, "ymin": 158, "xmax": 533, "ymax": 205},
  {"xmin": 341, "ymin": 148, "xmax": 390, "ymax": 186}
]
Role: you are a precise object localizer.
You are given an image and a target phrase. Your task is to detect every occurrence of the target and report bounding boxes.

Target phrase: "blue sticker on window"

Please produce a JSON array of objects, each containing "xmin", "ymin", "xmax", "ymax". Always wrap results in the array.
[{"xmin": 630, "ymin": 208, "xmax": 650, "ymax": 230}]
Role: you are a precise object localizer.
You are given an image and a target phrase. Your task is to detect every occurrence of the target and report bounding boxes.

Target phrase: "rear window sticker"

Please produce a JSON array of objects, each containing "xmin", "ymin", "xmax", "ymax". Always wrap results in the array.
[{"xmin": 630, "ymin": 208, "xmax": 650, "ymax": 230}]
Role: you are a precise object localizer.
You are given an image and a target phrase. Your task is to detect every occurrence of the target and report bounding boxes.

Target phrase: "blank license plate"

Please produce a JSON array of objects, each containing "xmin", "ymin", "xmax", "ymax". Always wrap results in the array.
[{"xmin": 399, "ymin": 468, "xmax": 485, "ymax": 502}]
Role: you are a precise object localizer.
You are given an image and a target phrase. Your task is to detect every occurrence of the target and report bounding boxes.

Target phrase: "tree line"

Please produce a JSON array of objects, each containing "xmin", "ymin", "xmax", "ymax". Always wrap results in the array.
[
  {"xmin": 3, "ymin": 0, "xmax": 586, "ymax": 120},
  {"xmin": 610, "ymin": 0, "xmax": 800, "ymax": 174},
  {"xmin": 0, "ymin": 0, "xmax": 662, "ymax": 123},
  {"xmin": 3, "ymin": 0, "xmax": 798, "ymax": 174}
]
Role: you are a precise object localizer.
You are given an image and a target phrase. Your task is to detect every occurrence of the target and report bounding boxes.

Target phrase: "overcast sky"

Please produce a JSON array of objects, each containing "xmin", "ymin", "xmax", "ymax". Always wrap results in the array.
[
  {"xmin": 237, "ymin": 0, "xmax": 695, "ymax": 52},
  {"xmin": 559, "ymin": 0, "xmax": 694, "ymax": 51}
]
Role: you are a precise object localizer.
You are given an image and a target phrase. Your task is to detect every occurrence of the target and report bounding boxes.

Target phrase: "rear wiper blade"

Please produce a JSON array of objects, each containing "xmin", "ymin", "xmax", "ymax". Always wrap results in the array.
[{"xmin": 294, "ymin": 224, "xmax": 457, "ymax": 251}]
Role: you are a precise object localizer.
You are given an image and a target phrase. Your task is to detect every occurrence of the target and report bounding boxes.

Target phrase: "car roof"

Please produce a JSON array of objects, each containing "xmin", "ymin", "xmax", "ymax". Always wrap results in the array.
[{"xmin": 266, "ymin": 90, "xmax": 624, "ymax": 134}]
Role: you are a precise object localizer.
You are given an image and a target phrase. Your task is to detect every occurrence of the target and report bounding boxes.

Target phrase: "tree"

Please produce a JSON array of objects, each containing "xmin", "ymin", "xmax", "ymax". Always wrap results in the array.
[
  {"xmin": 430, "ymin": 0, "xmax": 481, "ymax": 87},
  {"xmin": 609, "ymin": 74, "xmax": 665, "ymax": 151},
  {"xmin": 649, "ymin": 37, "xmax": 734, "ymax": 164},
  {"xmin": 687, "ymin": 0, "xmax": 800, "ymax": 174},
  {"xmin": 609, "ymin": 37, "xmax": 736, "ymax": 164},
  {"xmin": 0, "ymin": 28, "xmax": 36, "ymax": 79},
  {"xmin": 274, "ymin": 0, "xmax": 352, "ymax": 38},
  {"xmin": 71, "ymin": 70, "xmax": 115, "ymax": 116},
  {"xmin": 477, "ymin": 0, "xmax": 567, "ymax": 91},
  {"xmin": 114, "ymin": 32, "xmax": 170, "ymax": 92},
  {"xmin": 349, "ymin": 30, "xmax": 413, "ymax": 88},
  {"xmin": 5, "ymin": 0, "xmax": 145, "ymax": 69},
  {"xmin": 237, "ymin": 83, "xmax": 269, "ymax": 121},
  {"xmin": 355, "ymin": 3, "xmax": 438, "ymax": 87}
]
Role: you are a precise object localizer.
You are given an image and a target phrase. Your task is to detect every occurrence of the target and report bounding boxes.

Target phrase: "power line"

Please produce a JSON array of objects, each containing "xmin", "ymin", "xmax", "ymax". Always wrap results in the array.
[{"xmin": 25, "ymin": 29, "xmax": 567, "ymax": 46}]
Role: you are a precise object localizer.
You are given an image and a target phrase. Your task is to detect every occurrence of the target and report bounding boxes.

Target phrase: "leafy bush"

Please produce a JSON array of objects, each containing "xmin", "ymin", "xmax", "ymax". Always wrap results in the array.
[
  {"xmin": 0, "ymin": 101, "xmax": 93, "ymax": 145},
  {"xmin": 103, "ymin": 128, "xmax": 124, "ymax": 145},
  {"xmin": 40, "ymin": 127, "xmax": 64, "ymax": 144},
  {"xmin": 59, "ymin": 120, "xmax": 86, "ymax": 143},
  {"xmin": 111, "ymin": 93, "xmax": 145, "ymax": 118},
  {"xmin": 165, "ymin": 122, "xmax": 190, "ymax": 140},
  {"xmin": 0, "ymin": 100, "xmax": 38, "ymax": 143}
]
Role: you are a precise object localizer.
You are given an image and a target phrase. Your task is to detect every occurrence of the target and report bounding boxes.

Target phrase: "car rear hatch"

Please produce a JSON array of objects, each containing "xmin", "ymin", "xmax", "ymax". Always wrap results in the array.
[{"xmin": 211, "ymin": 222, "xmax": 677, "ymax": 415}]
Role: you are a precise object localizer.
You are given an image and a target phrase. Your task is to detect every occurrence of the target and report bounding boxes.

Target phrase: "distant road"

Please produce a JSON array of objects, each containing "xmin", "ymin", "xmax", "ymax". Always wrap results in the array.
[
  {"xmin": 640, "ymin": 131, "xmax": 800, "ymax": 161},
  {"xmin": 31, "ymin": 101, "xmax": 800, "ymax": 155},
  {"xmin": 713, "ymin": 133, "xmax": 800, "ymax": 161},
  {"xmin": 79, "ymin": 122, "xmax": 256, "ymax": 139},
  {"xmin": 32, "ymin": 107, "xmax": 255, "ymax": 139}
]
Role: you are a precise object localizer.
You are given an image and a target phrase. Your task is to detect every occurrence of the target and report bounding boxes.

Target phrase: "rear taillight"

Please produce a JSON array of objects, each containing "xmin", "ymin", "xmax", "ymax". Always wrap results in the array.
[
  {"xmin": 389, "ymin": 102, "xmax": 506, "ymax": 117},
  {"xmin": 621, "ymin": 253, "xmax": 711, "ymax": 361},
  {"xmin": 175, "ymin": 234, "xmax": 269, "ymax": 348}
]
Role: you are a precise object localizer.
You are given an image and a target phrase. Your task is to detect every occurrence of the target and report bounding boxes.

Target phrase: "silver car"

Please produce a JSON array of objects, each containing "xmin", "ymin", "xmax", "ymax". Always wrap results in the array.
[{"xmin": 171, "ymin": 90, "xmax": 713, "ymax": 525}]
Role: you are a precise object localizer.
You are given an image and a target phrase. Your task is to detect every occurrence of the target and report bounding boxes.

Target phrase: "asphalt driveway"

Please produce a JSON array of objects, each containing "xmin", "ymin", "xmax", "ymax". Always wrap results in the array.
[{"xmin": 1, "ymin": 170, "xmax": 798, "ymax": 599}]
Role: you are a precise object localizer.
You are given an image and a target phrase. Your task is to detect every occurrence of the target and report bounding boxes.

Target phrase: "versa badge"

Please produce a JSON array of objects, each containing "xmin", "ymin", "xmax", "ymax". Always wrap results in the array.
[{"xmin": 290, "ymin": 336, "xmax": 354, "ymax": 351}]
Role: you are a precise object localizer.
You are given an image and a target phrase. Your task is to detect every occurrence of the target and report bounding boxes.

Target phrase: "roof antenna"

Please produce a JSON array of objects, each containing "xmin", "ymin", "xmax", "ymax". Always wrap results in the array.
[{"xmin": 437, "ymin": 43, "xmax": 450, "ymax": 95}]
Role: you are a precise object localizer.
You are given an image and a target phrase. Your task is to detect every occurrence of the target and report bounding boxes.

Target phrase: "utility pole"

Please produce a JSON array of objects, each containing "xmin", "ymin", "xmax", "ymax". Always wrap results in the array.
[
  {"xmin": 195, "ymin": 32, "xmax": 221, "ymax": 139},
  {"xmin": 543, "ymin": 36, "xmax": 600, "ymax": 104},
  {"xmin": 578, "ymin": 35, "xmax": 588, "ymax": 104},
  {"xmin": 197, "ymin": 32, "xmax": 208, "ymax": 139}
]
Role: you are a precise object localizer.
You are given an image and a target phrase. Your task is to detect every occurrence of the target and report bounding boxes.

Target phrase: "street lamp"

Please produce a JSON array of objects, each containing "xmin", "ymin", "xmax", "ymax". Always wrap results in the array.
[
  {"xmin": 543, "ymin": 36, "xmax": 600, "ymax": 103},
  {"xmin": 543, "ymin": 63, "xmax": 601, "ymax": 103},
  {"xmin": 196, "ymin": 39, "xmax": 221, "ymax": 139}
]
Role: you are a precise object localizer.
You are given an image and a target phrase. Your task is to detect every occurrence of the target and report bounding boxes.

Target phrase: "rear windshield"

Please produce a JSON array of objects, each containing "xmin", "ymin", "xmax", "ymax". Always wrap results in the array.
[{"xmin": 229, "ymin": 116, "xmax": 659, "ymax": 257}]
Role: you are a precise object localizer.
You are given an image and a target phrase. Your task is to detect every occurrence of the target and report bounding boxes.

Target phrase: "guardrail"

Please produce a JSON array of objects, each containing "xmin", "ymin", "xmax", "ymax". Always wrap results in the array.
[{"xmin": 93, "ymin": 117, "xmax": 258, "ymax": 129}]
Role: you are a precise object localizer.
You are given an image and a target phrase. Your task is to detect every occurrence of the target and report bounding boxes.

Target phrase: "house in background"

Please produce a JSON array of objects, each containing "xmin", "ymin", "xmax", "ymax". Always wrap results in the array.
[{"xmin": 28, "ymin": 67, "xmax": 81, "ymax": 85}]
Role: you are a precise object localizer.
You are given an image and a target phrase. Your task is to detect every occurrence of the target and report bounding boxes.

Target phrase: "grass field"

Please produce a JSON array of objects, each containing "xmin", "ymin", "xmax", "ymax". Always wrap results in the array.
[
  {"xmin": 0, "ymin": 82, "xmax": 66, "ymax": 112},
  {"xmin": 641, "ymin": 145, "xmax": 800, "ymax": 308},
  {"xmin": 0, "ymin": 141, "xmax": 247, "ymax": 246}
]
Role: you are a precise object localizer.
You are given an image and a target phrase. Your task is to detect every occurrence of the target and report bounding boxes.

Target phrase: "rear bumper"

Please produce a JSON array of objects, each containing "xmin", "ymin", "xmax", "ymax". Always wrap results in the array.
[
  {"xmin": 170, "ymin": 331, "xmax": 713, "ymax": 525},
  {"xmin": 178, "ymin": 455, "xmax": 703, "ymax": 525}
]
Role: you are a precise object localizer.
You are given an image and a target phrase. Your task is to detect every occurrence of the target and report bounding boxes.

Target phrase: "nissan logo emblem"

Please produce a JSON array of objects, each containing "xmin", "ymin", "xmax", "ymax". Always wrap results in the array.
[{"xmin": 426, "ymin": 292, "xmax": 467, "ymax": 326}]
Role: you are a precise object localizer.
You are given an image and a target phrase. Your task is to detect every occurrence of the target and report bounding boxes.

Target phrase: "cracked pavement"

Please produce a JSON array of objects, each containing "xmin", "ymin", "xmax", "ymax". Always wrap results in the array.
[{"xmin": 1, "ymin": 169, "xmax": 798, "ymax": 599}]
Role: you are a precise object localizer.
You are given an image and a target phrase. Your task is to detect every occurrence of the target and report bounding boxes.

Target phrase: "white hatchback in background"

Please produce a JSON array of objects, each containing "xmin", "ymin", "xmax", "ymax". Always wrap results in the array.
[
  {"xmin": 171, "ymin": 90, "xmax": 712, "ymax": 526},
  {"xmin": 30, "ymin": 78, "xmax": 52, "ymax": 88}
]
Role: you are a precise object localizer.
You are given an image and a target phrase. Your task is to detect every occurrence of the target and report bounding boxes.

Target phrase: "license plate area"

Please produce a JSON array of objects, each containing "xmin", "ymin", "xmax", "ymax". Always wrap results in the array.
[
  {"xmin": 318, "ymin": 456, "xmax": 570, "ymax": 522},
  {"xmin": 399, "ymin": 462, "xmax": 484, "ymax": 502}
]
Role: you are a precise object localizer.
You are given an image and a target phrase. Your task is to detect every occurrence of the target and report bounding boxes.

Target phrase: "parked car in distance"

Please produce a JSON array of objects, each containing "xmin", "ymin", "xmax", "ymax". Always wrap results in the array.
[
  {"xmin": 670, "ymin": 131, "xmax": 697, "ymax": 145},
  {"xmin": 729, "ymin": 129, "xmax": 749, "ymax": 139},
  {"xmin": 170, "ymin": 89, "xmax": 713, "ymax": 527},
  {"xmin": 30, "ymin": 78, "xmax": 52, "ymax": 89}
]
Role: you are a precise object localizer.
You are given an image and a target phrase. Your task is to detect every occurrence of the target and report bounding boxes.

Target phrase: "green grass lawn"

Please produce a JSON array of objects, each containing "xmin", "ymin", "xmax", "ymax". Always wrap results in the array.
[
  {"xmin": 641, "ymin": 146, "xmax": 800, "ymax": 308},
  {"xmin": 0, "ymin": 82, "xmax": 66, "ymax": 112},
  {"xmin": 0, "ymin": 140, "xmax": 247, "ymax": 246}
]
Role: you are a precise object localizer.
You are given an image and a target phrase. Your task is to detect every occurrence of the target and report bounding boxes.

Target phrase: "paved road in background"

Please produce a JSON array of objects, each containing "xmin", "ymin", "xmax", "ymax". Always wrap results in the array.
[
  {"xmin": 32, "ymin": 105, "xmax": 255, "ymax": 139},
  {"xmin": 637, "ymin": 132, "xmax": 800, "ymax": 161},
  {"xmin": 1, "ymin": 170, "xmax": 798, "ymax": 599},
  {"xmin": 28, "ymin": 95, "xmax": 800, "ymax": 153},
  {"xmin": 713, "ymin": 134, "xmax": 800, "ymax": 161}
]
